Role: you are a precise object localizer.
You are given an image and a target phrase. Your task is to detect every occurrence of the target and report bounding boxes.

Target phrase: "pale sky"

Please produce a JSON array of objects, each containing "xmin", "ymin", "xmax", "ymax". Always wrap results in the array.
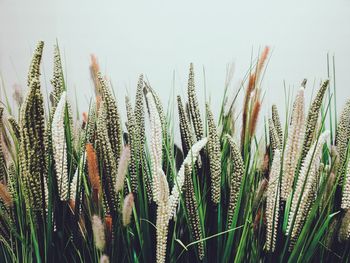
[{"xmin": 1, "ymin": 0, "xmax": 350, "ymax": 138}]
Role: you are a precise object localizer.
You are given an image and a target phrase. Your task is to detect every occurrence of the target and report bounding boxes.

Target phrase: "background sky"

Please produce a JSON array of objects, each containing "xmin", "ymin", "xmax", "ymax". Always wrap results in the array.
[{"xmin": 1, "ymin": 0, "xmax": 350, "ymax": 139}]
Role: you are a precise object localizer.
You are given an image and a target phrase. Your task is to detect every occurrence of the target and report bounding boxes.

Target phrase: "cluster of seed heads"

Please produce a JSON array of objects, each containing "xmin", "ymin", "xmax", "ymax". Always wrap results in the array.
[
  {"xmin": 287, "ymin": 131, "xmax": 329, "ymax": 248},
  {"xmin": 20, "ymin": 76, "xmax": 47, "ymax": 215},
  {"xmin": 4, "ymin": 41, "xmax": 350, "ymax": 262}
]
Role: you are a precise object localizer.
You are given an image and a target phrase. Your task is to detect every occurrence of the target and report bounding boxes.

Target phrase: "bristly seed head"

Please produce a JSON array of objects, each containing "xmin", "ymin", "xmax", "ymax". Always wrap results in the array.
[
  {"xmin": 265, "ymin": 149, "xmax": 281, "ymax": 252},
  {"xmin": 281, "ymin": 86, "xmax": 305, "ymax": 201},
  {"xmin": 287, "ymin": 130, "xmax": 329, "ymax": 248},
  {"xmin": 272, "ymin": 104, "xmax": 283, "ymax": 144},
  {"xmin": 187, "ymin": 63, "xmax": 204, "ymax": 142},
  {"xmin": 51, "ymin": 92, "xmax": 69, "ymax": 201},
  {"xmin": 300, "ymin": 80, "xmax": 329, "ymax": 162},
  {"xmin": 226, "ymin": 134, "xmax": 245, "ymax": 227},
  {"xmin": 91, "ymin": 215, "xmax": 105, "ymax": 250},
  {"xmin": 335, "ymin": 99, "xmax": 350, "ymax": 185},
  {"xmin": 122, "ymin": 193, "xmax": 134, "ymax": 227},
  {"xmin": 206, "ymin": 103, "xmax": 222, "ymax": 204}
]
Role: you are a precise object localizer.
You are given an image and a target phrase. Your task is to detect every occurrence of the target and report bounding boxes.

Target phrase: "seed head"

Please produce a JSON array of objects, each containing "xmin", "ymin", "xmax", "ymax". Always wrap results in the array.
[
  {"xmin": 122, "ymin": 193, "xmax": 134, "ymax": 226},
  {"xmin": 92, "ymin": 215, "xmax": 105, "ymax": 250},
  {"xmin": 265, "ymin": 150, "xmax": 281, "ymax": 252},
  {"xmin": 206, "ymin": 103, "xmax": 221, "ymax": 204}
]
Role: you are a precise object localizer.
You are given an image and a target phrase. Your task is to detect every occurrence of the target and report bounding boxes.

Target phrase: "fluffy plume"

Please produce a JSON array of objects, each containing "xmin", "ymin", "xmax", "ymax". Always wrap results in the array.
[
  {"xmin": 287, "ymin": 131, "xmax": 329, "ymax": 247},
  {"xmin": 116, "ymin": 146, "xmax": 131, "ymax": 193},
  {"xmin": 241, "ymin": 47, "xmax": 269, "ymax": 152},
  {"xmin": 86, "ymin": 143, "xmax": 101, "ymax": 196},
  {"xmin": 92, "ymin": 215, "xmax": 105, "ymax": 250},
  {"xmin": 12, "ymin": 83, "xmax": 23, "ymax": 107},
  {"xmin": 0, "ymin": 183, "xmax": 13, "ymax": 208},
  {"xmin": 226, "ymin": 135, "xmax": 245, "ymax": 227},
  {"xmin": 249, "ymin": 99, "xmax": 261, "ymax": 137},
  {"xmin": 265, "ymin": 149, "xmax": 281, "ymax": 252},
  {"xmin": 86, "ymin": 103, "xmax": 97, "ymax": 144},
  {"xmin": 300, "ymin": 80, "xmax": 329, "ymax": 161},
  {"xmin": 52, "ymin": 92, "xmax": 68, "ymax": 201},
  {"xmin": 206, "ymin": 103, "xmax": 222, "ymax": 204},
  {"xmin": 335, "ymin": 99, "xmax": 350, "ymax": 185},
  {"xmin": 100, "ymin": 255, "xmax": 110, "ymax": 263},
  {"xmin": 241, "ymin": 81, "xmax": 254, "ymax": 150},
  {"xmin": 122, "ymin": 193, "xmax": 134, "ymax": 226},
  {"xmin": 257, "ymin": 47, "xmax": 270, "ymax": 75},
  {"xmin": 104, "ymin": 215, "xmax": 112, "ymax": 244},
  {"xmin": 281, "ymin": 87, "xmax": 305, "ymax": 200},
  {"xmin": 90, "ymin": 54, "xmax": 101, "ymax": 94}
]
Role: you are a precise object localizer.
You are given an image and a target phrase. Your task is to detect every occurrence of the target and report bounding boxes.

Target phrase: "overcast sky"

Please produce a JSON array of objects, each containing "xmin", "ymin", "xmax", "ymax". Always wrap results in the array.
[{"xmin": 1, "ymin": 0, "xmax": 350, "ymax": 137}]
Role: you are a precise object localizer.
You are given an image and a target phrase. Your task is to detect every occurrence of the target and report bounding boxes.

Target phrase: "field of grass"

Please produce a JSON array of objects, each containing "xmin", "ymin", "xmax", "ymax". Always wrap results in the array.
[{"xmin": 0, "ymin": 41, "xmax": 349, "ymax": 262}]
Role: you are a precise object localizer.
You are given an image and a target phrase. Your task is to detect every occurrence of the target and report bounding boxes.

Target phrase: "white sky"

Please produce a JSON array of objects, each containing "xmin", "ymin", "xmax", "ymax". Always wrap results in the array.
[{"xmin": 1, "ymin": 0, "xmax": 350, "ymax": 139}]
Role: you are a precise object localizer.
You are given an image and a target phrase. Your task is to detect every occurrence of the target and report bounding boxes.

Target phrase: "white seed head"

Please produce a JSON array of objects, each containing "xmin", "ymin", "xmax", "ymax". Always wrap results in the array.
[
  {"xmin": 168, "ymin": 137, "xmax": 208, "ymax": 220},
  {"xmin": 92, "ymin": 215, "xmax": 105, "ymax": 250},
  {"xmin": 52, "ymin": 92, "xmax": 69, "ymax": 201},
  {"xmin": 146, "ymin": 92, "xmax": 163, "ymax": 203},
  {"xmin": 282, "ymin": 87, "xmax": 305, "ymax": 200},
  {"xmin": 265, "ymin": 149, "xmax": 281, "ymax": 252}
]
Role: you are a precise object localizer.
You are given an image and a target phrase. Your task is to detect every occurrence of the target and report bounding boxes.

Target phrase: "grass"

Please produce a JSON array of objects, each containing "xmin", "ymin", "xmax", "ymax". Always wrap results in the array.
[{"xmin": 0, "ymin": 42, "xmax": 349, "ymax": 263}]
